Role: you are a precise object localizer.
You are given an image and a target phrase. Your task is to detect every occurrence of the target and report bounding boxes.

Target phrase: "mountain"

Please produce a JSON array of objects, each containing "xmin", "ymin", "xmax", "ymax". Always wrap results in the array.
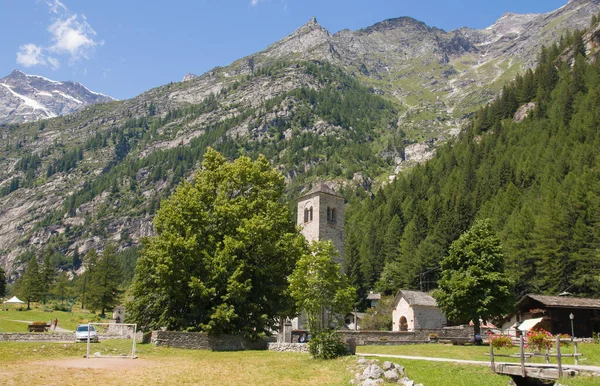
[
  {"xmin": 0, "ymin": 70, "xmax": 116, "ymax": 124},
  {"xmin": 1, "ymin": 0, "xmax": 600, "ymax": 275},
  {"xmin": 345, "ymin": 21, "xmax": 600, "ymax": 299}
]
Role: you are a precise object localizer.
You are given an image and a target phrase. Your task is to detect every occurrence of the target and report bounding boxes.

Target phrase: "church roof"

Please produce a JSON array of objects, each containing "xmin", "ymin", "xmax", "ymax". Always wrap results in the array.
[
  {"xmin": 394, "ymin": 290, "xmax": 438, "ymax": 307},
  {"xmin": 299, "ymin": 182, "xmax": 341, "ymax": 198}
]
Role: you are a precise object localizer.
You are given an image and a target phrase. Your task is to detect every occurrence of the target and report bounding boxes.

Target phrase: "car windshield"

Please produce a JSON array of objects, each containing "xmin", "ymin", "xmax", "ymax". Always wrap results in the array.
[{"xmin": 76, "ymin": 326, "xmax": 95, "ymax": 332}]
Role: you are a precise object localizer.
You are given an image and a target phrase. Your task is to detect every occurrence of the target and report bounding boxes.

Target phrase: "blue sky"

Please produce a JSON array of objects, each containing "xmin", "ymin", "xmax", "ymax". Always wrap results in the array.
[{"xmin": 0, "ymin": 0, "xmax": 568, "ymax": 100}]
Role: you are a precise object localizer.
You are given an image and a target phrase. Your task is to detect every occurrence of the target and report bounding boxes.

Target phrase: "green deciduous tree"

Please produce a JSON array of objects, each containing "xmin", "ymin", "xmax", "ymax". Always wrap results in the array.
[
  {"xmin": 360, "ymin": 295, "xmax": 394, "ymax": 331},
  {"xmin": 15, "ymin": 257, "xmax": 43, "ymax": 310},
  {"xmin": 289, "ymin": 240, "xmax": 356, "ymax": 332},
  {"xmin": 128, "ymin": 148, "xmax": 306, "ymax": 338},
  {"xmin": 434, "ymin": 219, "xmax": 513, "ymax": 335}
]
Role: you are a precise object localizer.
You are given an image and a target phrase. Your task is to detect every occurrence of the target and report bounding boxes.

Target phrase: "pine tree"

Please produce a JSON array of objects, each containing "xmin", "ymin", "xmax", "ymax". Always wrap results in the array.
[
  {"xmin": 0, "ymin": 266, "xmax": 6, "ymax": 298},
  {"xmin": 41, "ymin": 254, "xmax": 56, "ymax": 305},
  {"xmin": 88, "ymin": 244, "xmax": 122, "ymax": 317},
  {"xmin": 16, "ymin": 257, "xmax": 43, "ymax": 310},
  {"xmin": 80, "ymin": 249, "xmax": 99, "ymax": 310}
]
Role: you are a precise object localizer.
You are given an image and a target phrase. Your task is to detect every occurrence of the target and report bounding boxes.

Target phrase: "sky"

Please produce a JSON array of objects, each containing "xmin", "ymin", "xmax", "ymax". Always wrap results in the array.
[{"xmin": 0, "ymin": 0, "xmax": 569, "ymax": 100}]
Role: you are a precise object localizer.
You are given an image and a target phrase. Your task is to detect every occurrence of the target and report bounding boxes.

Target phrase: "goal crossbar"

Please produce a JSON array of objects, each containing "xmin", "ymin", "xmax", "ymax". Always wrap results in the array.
[{"xmin": 85, "ymin": 322, "xmax": 138, "ymax": 359}]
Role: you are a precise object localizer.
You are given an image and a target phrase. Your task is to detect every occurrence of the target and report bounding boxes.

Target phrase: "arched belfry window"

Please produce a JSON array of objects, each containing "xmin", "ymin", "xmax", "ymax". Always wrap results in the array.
[
  {"xmin": 304, "ymin": 206, "xmax": 313, "ymax": 223},
  {"xmin": 327, "ymin": 207, "xmax": 336, "ymax": 222}
]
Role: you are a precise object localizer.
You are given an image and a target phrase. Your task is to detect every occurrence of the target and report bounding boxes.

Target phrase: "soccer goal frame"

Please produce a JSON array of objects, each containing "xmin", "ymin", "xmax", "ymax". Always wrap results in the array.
[{"xmin": 85, "ymin": 322, "xmax": 138, "ymax": 359}]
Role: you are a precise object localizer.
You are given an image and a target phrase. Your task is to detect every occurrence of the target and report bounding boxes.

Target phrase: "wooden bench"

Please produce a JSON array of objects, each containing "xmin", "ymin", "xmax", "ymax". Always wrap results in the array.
[{"xmin": 28, "ymin": 324, "xmax": 51, "ymax": 332}]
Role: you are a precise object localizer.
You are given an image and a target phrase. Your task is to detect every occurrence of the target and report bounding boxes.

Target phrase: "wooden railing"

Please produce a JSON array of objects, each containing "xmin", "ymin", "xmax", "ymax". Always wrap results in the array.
[{"xmin": 490, "ymin": 335, "xmax": 583, "ymax": 379}]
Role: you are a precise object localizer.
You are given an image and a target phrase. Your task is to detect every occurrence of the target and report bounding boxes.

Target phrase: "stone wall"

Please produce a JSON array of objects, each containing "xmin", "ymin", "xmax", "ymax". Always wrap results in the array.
[
  {"xmin": 151, "ymin": 331, "xmax": 267, "ymax": 351},
  {"xmin": 0, "ymin": 332, "xmax": 139, "ymax": 342},
  {"xmin": 338, "ymin": 326, "xmax": 473, "ymax": 346},
  {"xmin": 267, "ymin": 342, "xmax": 309, "ymax": 353}
]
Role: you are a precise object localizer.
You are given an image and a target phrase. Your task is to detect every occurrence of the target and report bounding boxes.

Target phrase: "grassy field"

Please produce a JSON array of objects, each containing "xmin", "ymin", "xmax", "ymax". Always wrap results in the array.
[
  {"xmin": 357, "ymin": 342, "xmax": 600, "ymax": 366},
  {"xmin": 2, "ymin": 339, "xmax": 598, "ymax": 385},
  {"xmin": 0, "ymin": 341, "xmax": 350, "ymax": 386},
  {"xmin": 0, "ymin": 306, "xmax": 100, "ymax": 332},
  {"xmin": 358, "ymin": 343, "xmax": 600, "ymax": 386},
  {"xmin": 0, "ymin": 340, "xmax": 537, "ymax": 386}
]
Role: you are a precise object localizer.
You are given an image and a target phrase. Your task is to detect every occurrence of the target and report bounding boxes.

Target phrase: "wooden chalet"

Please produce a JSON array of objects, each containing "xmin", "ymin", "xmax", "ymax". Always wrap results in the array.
[{"xmin": 515, "ymin": 294, "xmax": 600, "ymax": 338}]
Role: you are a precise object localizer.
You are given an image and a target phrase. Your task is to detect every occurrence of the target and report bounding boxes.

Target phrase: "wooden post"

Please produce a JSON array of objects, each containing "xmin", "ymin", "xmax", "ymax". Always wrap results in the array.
[
  {"xmin": 490, "ymin": 340, "xmax": 495, "ymax": 372},
  {"xmin": 545, "ymin": 348, "xmax": 550, "ymax": 364},
  {"xmin": 556, "ymin": 335, "xmax": 563, "ymax": 379},
  {"xmin": 520, "ymin": 336, "xmax": 526, "ymax": 377},
  {"xmin": 574, "ymin": 340, "xmax": 579, "ymax": 366}
]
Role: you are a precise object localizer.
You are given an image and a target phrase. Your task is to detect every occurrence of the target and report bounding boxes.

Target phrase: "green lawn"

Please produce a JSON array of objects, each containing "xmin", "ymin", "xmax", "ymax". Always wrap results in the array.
[
  {"xmin": 0, "ymin": 306, "xmax": 101, "ymax": 332},
  {"xmin": 357, "ymin": 342, "xmax": 600, "ymax": 366},
  {"xmin": 359, "ymin": 343, "xmax": 600, "ymax": 385}
]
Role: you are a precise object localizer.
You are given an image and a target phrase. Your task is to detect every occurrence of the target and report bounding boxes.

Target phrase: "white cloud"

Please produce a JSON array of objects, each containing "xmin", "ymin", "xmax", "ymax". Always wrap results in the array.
[
  {"xmin": 48, "ymin": 15, "xmax": 100, "ymax": 62},
  {"xmin": 44, "ymin": 0, "xmax": 67, "ymax": 14},
  {"xmin": 250, "ymin": 0, "xmax": 269, "ymax": 7},
  {"xmin": 15, "ymin": 1, "xmax": 101, "ymax": 69},
  {"xmin": 16, "ymin": 44, "xmax": 46, "ymax": 67}
]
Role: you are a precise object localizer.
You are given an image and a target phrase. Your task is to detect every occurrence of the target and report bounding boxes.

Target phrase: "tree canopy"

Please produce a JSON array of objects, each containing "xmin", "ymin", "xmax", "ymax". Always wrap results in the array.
[
  {"xmin": 128, "ymin": 148, "xmax": 306, "ymax": 338},
  {"xmin": 289, "ymin": 240, "xmax": 355, "ymax": 332},
  {"xmin": 433, "ymin": 219, "xmax": 513, "ymax": 331}
]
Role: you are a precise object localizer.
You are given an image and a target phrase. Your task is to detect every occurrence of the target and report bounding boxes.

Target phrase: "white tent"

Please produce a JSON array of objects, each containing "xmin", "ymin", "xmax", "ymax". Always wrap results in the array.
[{"xmin": 3, "ymin": 296, "xmax": 25, "ymax": 304}]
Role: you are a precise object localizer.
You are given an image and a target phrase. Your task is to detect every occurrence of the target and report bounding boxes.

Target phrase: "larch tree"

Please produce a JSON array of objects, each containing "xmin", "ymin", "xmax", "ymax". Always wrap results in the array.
[
  {"xmin": 88, "ymin": 244, "xmax": 122, "ymax": 317},
  {"xmin": 16, "ymin": 256, "xmax": 43, "ymax": 310},
  {"xmin": 0, "ymin": 266, "xmax": 6, "ymax": 298}
]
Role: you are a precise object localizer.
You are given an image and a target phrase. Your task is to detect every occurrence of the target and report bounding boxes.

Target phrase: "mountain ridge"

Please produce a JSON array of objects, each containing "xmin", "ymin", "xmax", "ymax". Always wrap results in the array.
[
  {"xmin": 0, "ymin": 70, "xmax": 116, "ymax": 124},
  {"xmin": 1, "ymin": 0, "xmax": 600, "ymax": 276}
]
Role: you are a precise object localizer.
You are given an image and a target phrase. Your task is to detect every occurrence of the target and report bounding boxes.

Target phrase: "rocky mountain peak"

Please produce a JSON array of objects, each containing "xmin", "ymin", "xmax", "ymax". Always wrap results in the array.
[
  {"xmin": 0, "ymin": 70, "xmax": 115, "ymax": 124},
  {"xmin": 263, "ymin": 16, "xmax": 332, "ymax": 60},
  {"xmin": 182, "ymin": 73, "xmax": 199, "ymax": 82}
]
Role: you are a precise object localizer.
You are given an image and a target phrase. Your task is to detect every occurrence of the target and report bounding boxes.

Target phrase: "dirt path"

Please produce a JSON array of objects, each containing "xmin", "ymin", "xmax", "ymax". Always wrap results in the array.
[
  {"xmin": 37, "ymin": 357, "xmax": 152, "ymax": 370},
  {"xmin": 9, "ymin": 319, "xmax": 71, "ymax": 332}
]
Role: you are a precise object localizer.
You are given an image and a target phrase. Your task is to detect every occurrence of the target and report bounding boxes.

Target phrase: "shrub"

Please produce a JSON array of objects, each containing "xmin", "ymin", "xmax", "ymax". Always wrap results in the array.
[
  {"xmin": 308, "ymin": 330, "xmax": 348, "ymax": 359},
  {"xmin": 488, "ymin": 335, "xmax": 513, "ymax": 350}
]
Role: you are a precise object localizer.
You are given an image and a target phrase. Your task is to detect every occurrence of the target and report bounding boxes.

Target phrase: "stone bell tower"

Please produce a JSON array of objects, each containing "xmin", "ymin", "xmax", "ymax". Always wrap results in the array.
[{"xmin": 296, "ymin": 182, "xmax": 345, "ymax": 264}]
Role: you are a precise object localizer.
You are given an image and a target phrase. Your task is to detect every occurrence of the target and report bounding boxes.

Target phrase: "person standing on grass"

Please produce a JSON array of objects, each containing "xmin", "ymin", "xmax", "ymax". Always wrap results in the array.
[{"xmin": 53, "ymin": 318, "xmax": 58, "ymax": 330}]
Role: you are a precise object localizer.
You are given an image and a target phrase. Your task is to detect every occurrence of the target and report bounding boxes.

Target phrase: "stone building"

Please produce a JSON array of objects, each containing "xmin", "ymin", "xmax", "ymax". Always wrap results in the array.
[
  {"xmin": 392, "ymin": 290, "xmax": 446, "ymax": 332},
  {"xmin": 296, "ymin": 182, "xmax": 345, "ymax": 263}
]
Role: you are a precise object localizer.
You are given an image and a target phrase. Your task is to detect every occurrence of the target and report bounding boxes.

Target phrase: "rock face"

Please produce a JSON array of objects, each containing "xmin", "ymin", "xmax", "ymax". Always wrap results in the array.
[
  {"xmin": 181, "ymin": 73, "xmax": 199, "ymax": 82},
  {"xmin": 2, "ymin": 1, "xmax": 600, "ymax": 274},
  {"xmin": 0, "ymin": 70, "xmax": 115, "ymax": 124}
]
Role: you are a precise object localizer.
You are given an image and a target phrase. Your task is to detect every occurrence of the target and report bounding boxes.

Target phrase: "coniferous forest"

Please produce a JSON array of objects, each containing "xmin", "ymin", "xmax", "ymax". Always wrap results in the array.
[{"xmin": 345, "ymin": 30, "xmax": 600, "ymax": 306}]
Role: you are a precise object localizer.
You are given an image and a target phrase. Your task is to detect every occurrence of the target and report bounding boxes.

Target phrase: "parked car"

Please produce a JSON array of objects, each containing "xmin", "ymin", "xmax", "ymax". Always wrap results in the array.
[{"xmin": 75, "ymin": 324, "xmax": 98, "ymax": 343}]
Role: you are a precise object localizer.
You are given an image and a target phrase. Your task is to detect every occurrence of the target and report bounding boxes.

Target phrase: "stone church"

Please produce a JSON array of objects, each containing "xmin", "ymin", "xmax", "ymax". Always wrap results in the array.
[{"xmin": 291, "ymin": 182, "xmax": 345, "ymax": 330}]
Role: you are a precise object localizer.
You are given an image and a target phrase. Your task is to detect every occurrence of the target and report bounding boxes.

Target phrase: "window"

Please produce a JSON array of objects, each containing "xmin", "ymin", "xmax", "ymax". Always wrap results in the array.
[
  {"xmin": 304, "ymin": 207, "xmax": 313, "ymax": 223},
  {"xmin": 327, "ymin": 207, "xmax": 336, "ymax": 222}
]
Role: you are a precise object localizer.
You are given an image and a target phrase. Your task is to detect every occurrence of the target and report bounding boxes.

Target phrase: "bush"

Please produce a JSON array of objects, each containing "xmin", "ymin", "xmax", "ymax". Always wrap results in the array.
[{"xmin": 308, "ymin": 330, "xmax": 348, "ymax": 359}]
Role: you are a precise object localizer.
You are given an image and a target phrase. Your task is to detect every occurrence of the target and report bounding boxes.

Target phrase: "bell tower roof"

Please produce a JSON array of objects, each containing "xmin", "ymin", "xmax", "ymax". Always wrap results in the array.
[{"xmin": 299, "ymin": 182, "xmax": 341, "ymax": 199}]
